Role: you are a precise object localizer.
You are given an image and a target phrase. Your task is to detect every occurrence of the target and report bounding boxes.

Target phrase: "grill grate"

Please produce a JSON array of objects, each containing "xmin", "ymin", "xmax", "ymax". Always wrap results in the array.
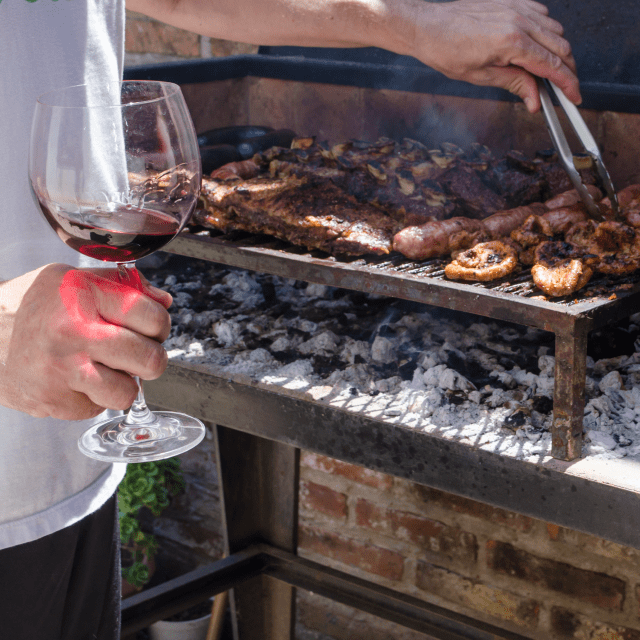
[
  {"xmin": 186, "ymin": 227, "xmax": 639, "ymax": 307},
  {"xmin": 169, "ymin": 227, "xmax": 640, "ymax": 461}
]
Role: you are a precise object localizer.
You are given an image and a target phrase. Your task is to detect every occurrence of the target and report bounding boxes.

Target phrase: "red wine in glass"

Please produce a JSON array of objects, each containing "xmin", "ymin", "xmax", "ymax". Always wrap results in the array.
[{"xmin": 38, "ymin": 200, "xmax": 190, "ymax": 262}]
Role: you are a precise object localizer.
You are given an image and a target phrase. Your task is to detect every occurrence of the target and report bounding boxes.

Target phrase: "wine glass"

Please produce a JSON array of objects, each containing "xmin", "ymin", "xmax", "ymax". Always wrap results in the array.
[{"xmin": 28, "ymin": 80, "xmax": 206, "ymax": 462}]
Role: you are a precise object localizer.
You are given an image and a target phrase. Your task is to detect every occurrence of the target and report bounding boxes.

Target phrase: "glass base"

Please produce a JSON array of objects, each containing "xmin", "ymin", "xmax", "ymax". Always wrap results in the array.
[{"xmin": 78, "ymin": 411, "xmax": 206, "ymax": 462}]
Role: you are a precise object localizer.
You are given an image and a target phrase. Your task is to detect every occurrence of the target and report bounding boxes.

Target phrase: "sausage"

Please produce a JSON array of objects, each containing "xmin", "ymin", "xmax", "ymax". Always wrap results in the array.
[
  {"xmin": 616, "ymin": 184, "xmax": 640, "ymax": 208},
  {"xmin": 392, "ymin": 217, "xmax": 484, "ymax": 260},
  {"xmin": 624, "ymin": 208, "xmax": 640, "ymax": 228},
  {"xmin": 544, "ymin": 185, "xmax": 602, "ymax": 210},
  {"xmin": 209, "ymin": 159, "xmax": 261, "ymax": 181},
  {"xmin": 542, "ymin": 205, "xmax": 587, "ymax": 234},
  {"xmin": 482, "ymin": 203, "xmax": 547, "ymax": 238},
  {"xmin": 392, "ymin": 203, "xmax": 546, "ymax": 261}
]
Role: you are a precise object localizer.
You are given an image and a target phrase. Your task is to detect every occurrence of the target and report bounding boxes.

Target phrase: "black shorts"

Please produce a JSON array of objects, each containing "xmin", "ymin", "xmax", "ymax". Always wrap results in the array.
[{"xmin": 0, "ymin": 494, "xmax": 121, "ymax": 640}]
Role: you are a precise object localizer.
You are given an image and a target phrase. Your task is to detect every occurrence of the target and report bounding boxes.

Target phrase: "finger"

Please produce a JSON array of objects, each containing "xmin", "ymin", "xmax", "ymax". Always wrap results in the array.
[
  {"xmin": 95, "ymin": 268, "xmax": 173, "ymax": 309},
  {"xmin": 88, "ymin": 276, "xmax": 172, "ymax": 342},
  {"xmin": 525, "ymin": 11, "xmax": 565, "ymax": 37},
  {"xmin": 522, "ymin": 19, "xmax": 577, "ymax": 72},
  {"xmin": 138, "ymin": 273, "xmax": 173, "ymax": 309},
  {"xmin": 71, "ymin": 359, "xmax": 140, "ymax": 411},
  {"xmin": 515, "ymin": 0, "xmax": 551, "ymax": 15},
  {"xmin": 469, "ymin": 65, "xmax": 542, "ymax": 111},
  {"xmin": 39, "ymin": 388, "xmax": 107, "ymax": 421},
  {"xmin": 508, "ymin": 42, "xmax": 581, "ymax": 104},
  {"xmin": 87, "ymin": 328, "xmax": 169, "ymax": 381}
]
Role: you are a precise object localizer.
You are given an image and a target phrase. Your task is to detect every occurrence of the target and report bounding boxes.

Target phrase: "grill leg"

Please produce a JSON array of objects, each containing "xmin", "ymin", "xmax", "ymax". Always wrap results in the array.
[
  {"xmin": 215, "ymin": 425, "xmax": 300, "ymax": 640},
  {"xmin": 552, "ymin": 323, "xmax": 589, "ymax": 460}
]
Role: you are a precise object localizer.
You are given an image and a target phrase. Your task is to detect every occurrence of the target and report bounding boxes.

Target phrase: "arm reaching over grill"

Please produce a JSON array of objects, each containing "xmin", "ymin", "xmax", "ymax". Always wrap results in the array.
[{"xmin": 126, "ymin": 0, "xmax": 579, "ymax": 113}]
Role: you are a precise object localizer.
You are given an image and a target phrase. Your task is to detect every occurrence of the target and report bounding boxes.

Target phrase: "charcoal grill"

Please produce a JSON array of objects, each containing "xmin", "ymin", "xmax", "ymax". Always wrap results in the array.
[
  {"xmin": 125, "ymin": 29, "xmax": 640, "ymax": 638},
  {"xmin": 127, "ymin": 49, "xmax": 640, "ymax": 464}
]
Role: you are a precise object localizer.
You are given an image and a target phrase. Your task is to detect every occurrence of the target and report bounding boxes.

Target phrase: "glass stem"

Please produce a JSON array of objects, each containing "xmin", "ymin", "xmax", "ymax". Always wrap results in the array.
[
  {"xmin": 124, "ymin": 376, "xmax": 155, "ymax": 426},
  {"xmin": 117, "ymin": 262, "xmax": 155, "ymax": 427}
]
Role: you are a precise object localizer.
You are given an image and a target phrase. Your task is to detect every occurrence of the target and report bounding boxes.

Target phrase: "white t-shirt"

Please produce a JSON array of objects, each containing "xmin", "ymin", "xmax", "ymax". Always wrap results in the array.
[{"xmin": 0, "ymin": 0, "xmax": 127, "ymax": 549}]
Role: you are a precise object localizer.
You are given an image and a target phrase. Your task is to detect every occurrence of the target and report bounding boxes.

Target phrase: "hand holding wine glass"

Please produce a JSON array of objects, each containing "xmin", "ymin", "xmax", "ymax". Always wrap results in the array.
[{"xmin": 29, "ymin": 80, "xmax": 206, "ymax": 462}]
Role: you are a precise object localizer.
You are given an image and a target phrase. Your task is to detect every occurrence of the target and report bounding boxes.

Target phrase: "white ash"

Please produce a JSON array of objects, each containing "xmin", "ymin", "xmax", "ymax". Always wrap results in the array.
[{"xmin": 145, "ymin": 256, "xmax": 640, "ymax": 463}]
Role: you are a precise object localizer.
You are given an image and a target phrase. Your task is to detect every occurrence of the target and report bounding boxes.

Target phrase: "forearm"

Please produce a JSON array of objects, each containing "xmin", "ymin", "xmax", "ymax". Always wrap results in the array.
[
  {"xmin": 127, "ymin": 0, "xmax": 580, "ymax": 112},
  {"xmin": 126, "ymin": 0, "xmax": 423, "ymax": 56}
]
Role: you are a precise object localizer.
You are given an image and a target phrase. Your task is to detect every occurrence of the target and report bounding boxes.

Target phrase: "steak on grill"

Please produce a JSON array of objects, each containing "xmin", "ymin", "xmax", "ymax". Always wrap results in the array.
[{"xmin": 196, "ymin": 174, "xmax": 397, "ymax": 256}]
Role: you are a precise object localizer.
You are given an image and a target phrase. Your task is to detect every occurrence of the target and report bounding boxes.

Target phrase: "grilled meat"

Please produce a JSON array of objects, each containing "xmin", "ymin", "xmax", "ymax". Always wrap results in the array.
[
  {"xmin": 531, "ymin": 241, "xmax": 593, "ymax": 297},
  {"xmin": 195, "ymin": 175, "xmax": 397, "ymax": 256},
  {"xmin": 394, "ymin": 203, "xmax": 546, "ymax": 260},
  {"xmin": 444, "ymin": 241, "xmax": 518, "ymax": 281},
  {"xmin": 195, "ymin": 135, "xmax": 600, "ymax": 260},
  {"xmin": 566, "ymin": 220, "xmax": 640, "ymax": 275}
]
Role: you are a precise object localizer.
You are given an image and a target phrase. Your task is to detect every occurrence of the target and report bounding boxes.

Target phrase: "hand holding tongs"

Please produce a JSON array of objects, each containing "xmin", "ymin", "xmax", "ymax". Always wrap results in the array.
[{"xmin": 536, "ymin": 77, "xmax": 620, "ymax": 221}]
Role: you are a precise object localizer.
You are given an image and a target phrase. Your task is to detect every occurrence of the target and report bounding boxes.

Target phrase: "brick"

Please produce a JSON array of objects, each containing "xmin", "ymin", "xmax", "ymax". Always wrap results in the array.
[
  {"xmin": 301, "ymin": 452, "xmax": 393, "ymax": 490},
  {"xmin": 299, "ymin": 480, "xmax": 347, "ymax": 520},
  {"xmin": 487, "ymin": 540, "xmax": 626, "ymax": 611},
  {"xmin": 299, "ymin": 525, "xmax": 404, "ymax": 581},
  {"xmin": 547, "ymin": 523, "xmax": 561, "ymax": 540},
  {"xmin": 209, "ymin": 39, "xmax": 259, "ymax": 57},
  {"xmin": 125, "ymin": 18, "xmax": 200, "ymax": 57},
  {"xmin": 355, "ymin": 499, "xmax": 477, "ymax": 565},
  {"xmin": 548, "ymin": 524, "xmax": 640, "ymax": 563},
  {"xmin": 416, "ymin": 562, "xmax": 540, "ymax": 629},
  {"xmin": 551, "ymin": 607, "xmax": 640, "ymax": 640},
  {"xmin": 410, "ymin": 484, "xmax": 534, "ymax": 532}
]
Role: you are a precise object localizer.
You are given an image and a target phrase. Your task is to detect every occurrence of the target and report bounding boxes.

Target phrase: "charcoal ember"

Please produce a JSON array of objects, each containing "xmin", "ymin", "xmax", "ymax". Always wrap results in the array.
[
  {"xmin": 503, "ymin": 409, "xmax": 528, "ymax": 430},
  {"xmin": 298, "ymin": 306, "xmax": 338, "ymax": 323},
  {"xmin": 260, "ymin": 280, "xmax": 277, "ymax": 305},
  {"xmin": 397, "ymin": 358, "xmax": 418, "ymax": 381},
  {"xmin": 312, "ymin": 354, "xmax": 344, "ymax": 376},
  {"xmin": 445, "ymin": 351, "xmax": 495, "ymax": 388},
  {"xmin": 444, "ymin": 390, "xmax": 466, "ymax": 406},
  {"xmin": 531, "ymin": 395, "xmax": 554, "ymax": 414},
  {"xmin": 271, "ymin": 350, "xmax": 301, "ymax": 365},
  {"xmin": 613, "ymin": 433, "xmax": 633, "ymax": 447},
  {"xmin": 588, "ymin": 325, "xmax": 638, "ymax": 360},
  {"xmin": 243, "ymin": 335, "xmax": 273, "ymax": 351},
  {"xmin": 377, "ymin": 324, "xmax": 396, "ymax": 338}
]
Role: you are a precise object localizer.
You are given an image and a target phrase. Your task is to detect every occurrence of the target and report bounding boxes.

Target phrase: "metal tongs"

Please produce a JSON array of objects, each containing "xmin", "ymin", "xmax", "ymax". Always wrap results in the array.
[{"xmin": 536, "ymin": 77, "xmax": 620, "ymax": 221}]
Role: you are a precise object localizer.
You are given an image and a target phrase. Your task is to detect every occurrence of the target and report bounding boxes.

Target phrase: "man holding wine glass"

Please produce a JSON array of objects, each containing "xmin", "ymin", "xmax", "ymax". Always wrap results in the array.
[{"xmin": 0, "ymin": 0, "xmax": 579, "ymax": 638}]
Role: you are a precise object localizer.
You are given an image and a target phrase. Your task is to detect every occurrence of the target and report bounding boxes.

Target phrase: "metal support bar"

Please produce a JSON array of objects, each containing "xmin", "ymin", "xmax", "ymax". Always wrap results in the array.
[
  {"xmin": 263, "ymin": 546, "xmax": 532, "ymax": 640},
  {"xmin": 121, "ymin": 549, "xmax": 265, "ymax": 636},
  {"xmin": 215, "ymin": 426, "xmax": 300, "ymax": 640},
  {"xmin": 122, "ymin": 545, "xmax": 531, "ymax": 640},
  {"xmin": 551, "ymin": 320, "xmax": 589, "ymax": 460}
]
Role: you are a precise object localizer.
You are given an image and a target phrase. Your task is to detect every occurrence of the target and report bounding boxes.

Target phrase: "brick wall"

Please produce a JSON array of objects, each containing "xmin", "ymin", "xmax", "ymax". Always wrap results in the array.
[{"xmin": 297, "ymin": 451, "xmax": 640, "ymax": 640}]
